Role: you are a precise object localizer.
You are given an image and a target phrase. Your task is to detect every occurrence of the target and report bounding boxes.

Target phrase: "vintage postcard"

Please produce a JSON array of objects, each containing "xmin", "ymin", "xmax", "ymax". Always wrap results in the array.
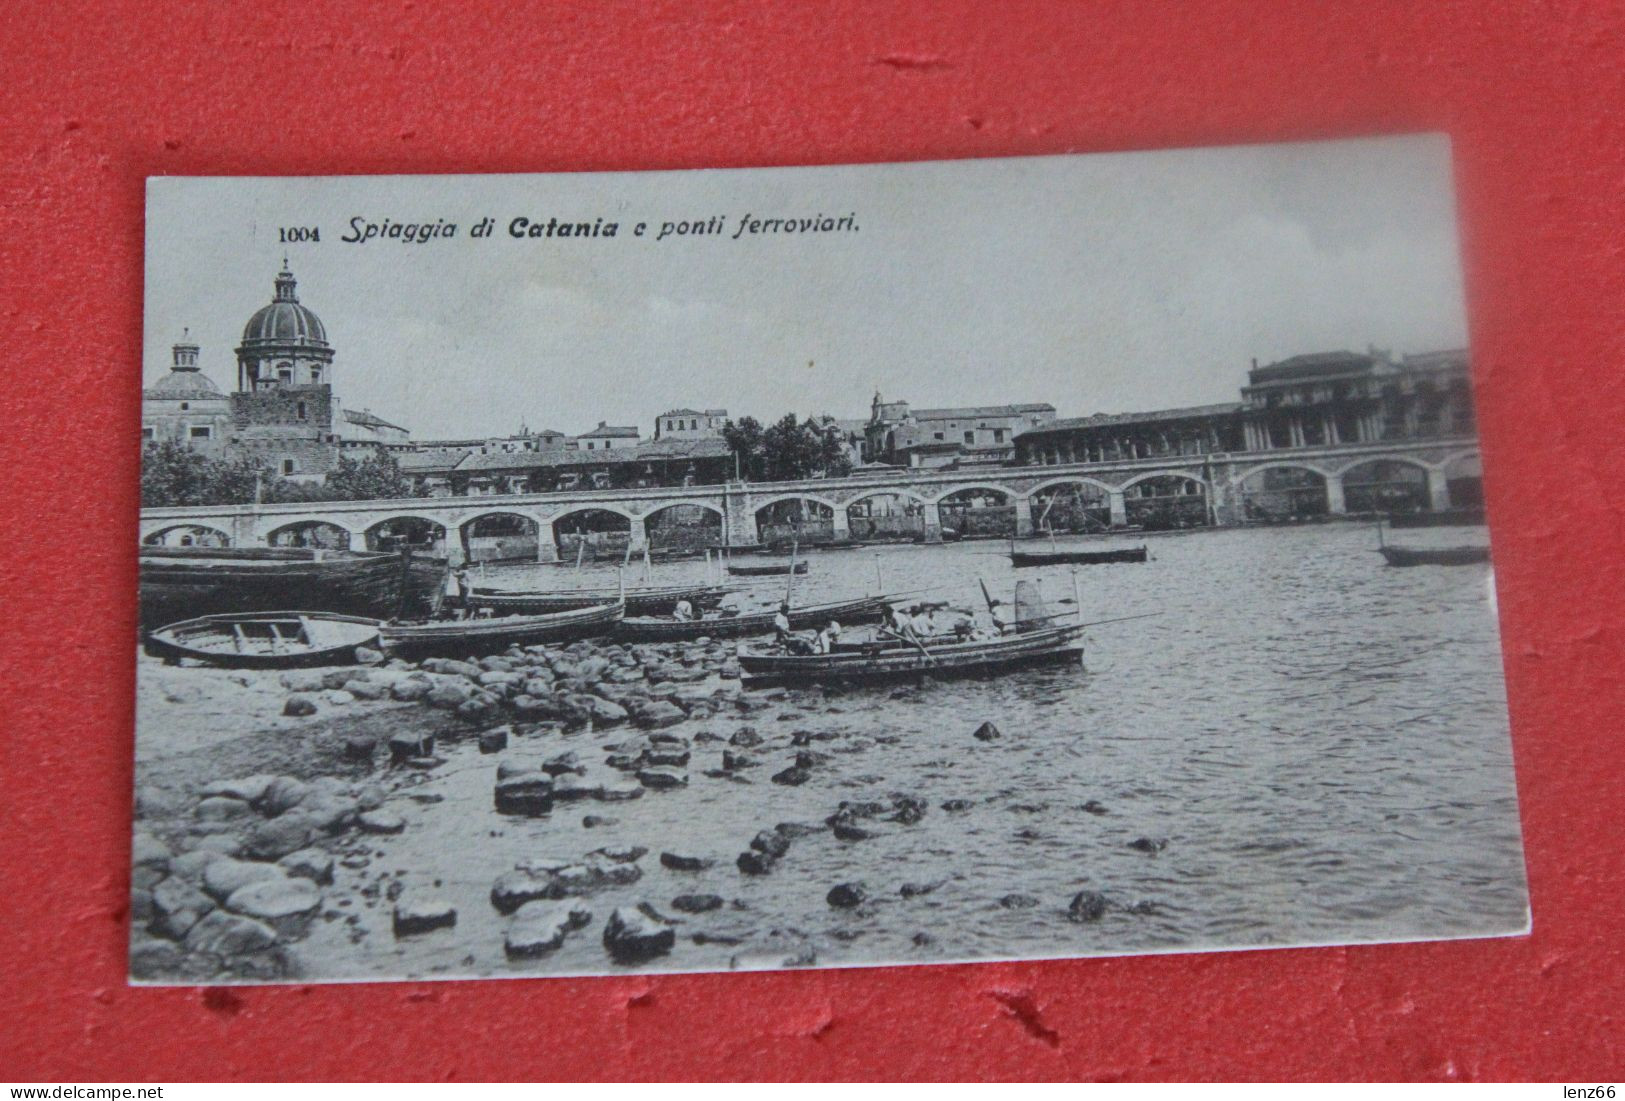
[{"xmin": 132, "ymin": 135, "xmax": 1527, "ymax": 984}]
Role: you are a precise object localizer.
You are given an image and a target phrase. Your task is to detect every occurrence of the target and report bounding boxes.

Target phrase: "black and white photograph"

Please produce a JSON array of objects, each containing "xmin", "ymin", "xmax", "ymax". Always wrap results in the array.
[{"xmin": 131, "ymin": 134, "xmax": 1527, "ymax": 985}]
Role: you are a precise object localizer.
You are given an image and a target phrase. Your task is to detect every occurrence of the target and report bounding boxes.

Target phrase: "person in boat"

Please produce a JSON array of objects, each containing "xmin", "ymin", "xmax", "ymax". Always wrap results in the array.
[
  {"xmin": 672, "ymin": 597, "xmax": 695, "ymax": 622},
  {"xmin": 715, "ymin": 590, "xmax": 745, "ymax": 618},
  {"xmin": 774, "ymin": 602, "xmax": 814, "ymax": 655},
  {"xmin": 815, "ymin": 619, "xmax": 843, "ymax": 653},
  {"xmin": 445, "ymin": 564, "xmax": 472, "ymax": 620},
  {"xmin": 911, "ymin": 605, "xmax": 939, "ymax": 639}
]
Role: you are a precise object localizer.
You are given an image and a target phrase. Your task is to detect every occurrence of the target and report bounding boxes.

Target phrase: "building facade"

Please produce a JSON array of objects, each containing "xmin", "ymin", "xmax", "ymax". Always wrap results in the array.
[
  {"xmin": 654, "ymin": 408, "xmax": 728, "ymax": 440},
  {"xmin": 575, "ymin": 421, "xmax": 641, "ymax": 450},
  {"xmin": 141, "ymin": 331, "xmax": 233, "ymax": 456},
  {"xmin": 864, "ymin": 393, "xmax": 1057, "ymax": 467}
]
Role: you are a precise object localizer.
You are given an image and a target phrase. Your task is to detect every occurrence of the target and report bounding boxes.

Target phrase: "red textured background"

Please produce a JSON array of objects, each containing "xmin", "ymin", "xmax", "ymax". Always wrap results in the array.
[{"xmin": 3, "ymin": 0, "xmax": 1622, "ymax": 1081}]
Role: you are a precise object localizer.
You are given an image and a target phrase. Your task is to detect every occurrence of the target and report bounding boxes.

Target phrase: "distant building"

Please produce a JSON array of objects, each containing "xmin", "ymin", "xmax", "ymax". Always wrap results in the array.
[
  {"xmin": 141, "ymin": 331, "xmax": 233, "ymax": 456},
  {"xmin": 145, "ymin": 264, "xmax": 412, "ymax": 482},
  {"xmin": 864, "ymin": 393, "xmax": 1057, "ymax": 468},
  {"xmin": 575, "ymin": 421, "xmax": 641, "ymax": 451},
  {"xmin": 405, "ymin": 436, "xmax": 734, "ymax": 496},
  {"xmin": 1015, "ymin": 347, "xmax": 1475, "ymax": 464},
  {"xmin": 654, "ymin": 408, "xmax": 728, "ymax": 440}
]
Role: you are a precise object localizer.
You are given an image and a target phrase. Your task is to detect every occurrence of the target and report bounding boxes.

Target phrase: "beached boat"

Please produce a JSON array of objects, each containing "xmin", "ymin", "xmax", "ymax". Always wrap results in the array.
[
  {"xmin": 1009, "ymin": 545, "xmax": 1148, "ymax": 567},
  {"xmin": 468, "ymin": 582, "xmax": 730, "ymax": 617},
  {"xmin": 726, "ymin": 560, "xmax": 809, "ymax": 577},
  {"xmin": 1385, "ymin": 507, "xmax": 1487, "ymax": 529},
  {"xmin": 1378, "ymin": 544, "xmax": 1491, "ymax": 567},
  {"xmin": 144, "ymin": 611, "xmax": 383, "ymax": 669},
  {"xmin": 737, "ymin": 622, "xmax": 1085, "ymax": 685},
  {"xmin": 380, "ymin": 600, "xmax": 624, "ymax": 657},
  {"xmin": 138, "ymin": 546, "xmax": 448, "ymax": 630},
  {"xmin": 614, "ymin": 594, "xmax": 890, "ymax": 643}
]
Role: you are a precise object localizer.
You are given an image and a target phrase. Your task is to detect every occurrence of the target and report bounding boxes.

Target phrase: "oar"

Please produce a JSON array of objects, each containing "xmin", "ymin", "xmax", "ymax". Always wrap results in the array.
[{"xmin": 575, "ymin": 538, "xmax": 586, "ymax": 571}]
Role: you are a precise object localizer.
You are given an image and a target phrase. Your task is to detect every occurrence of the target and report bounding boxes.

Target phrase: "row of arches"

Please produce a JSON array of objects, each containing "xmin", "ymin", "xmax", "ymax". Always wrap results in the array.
[{"xmin": 141, "ymin": 455, "xmax": 1484, "ymax": 551}]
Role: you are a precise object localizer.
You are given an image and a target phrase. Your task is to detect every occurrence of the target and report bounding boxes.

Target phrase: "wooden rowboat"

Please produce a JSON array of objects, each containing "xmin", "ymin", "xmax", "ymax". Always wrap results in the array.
[
  {"xmin": 381, "ymin": 600, "xmax": 624, "ymax": 657},
  {"xmin": 1385, "ymin": 507, "xmax": 1486, "ymax": 529},
  {"xmin": 614, "ymin": 594, "xmax": 889, "ymax": 643},
  {"xmin": 1377, "ymin": 545, "xmax": 1490, "ymax": 567},
  {"xmin": 469, "ymin": 582, "xmax": 730, "ymax": 617},
  {"xmin": 1009, "ymin": 545, "xmax": 1148, "ymax": 567},
  {"xmin": 737, "ymin": 623, "xmax": 1086, "ymax": 685},
  {"xmin": 139, "ymin": 546, "xmax": 448, "ymax": 630},
  {"xmin": 144, "ymin": 611, "xmax": 383, "ymax": 669},
  {"xmin": 726, "ymin": 560, "xmax": 808, "ymax": 577}
]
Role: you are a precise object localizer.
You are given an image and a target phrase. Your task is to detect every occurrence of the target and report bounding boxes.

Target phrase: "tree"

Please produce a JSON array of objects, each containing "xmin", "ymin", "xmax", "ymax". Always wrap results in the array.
[
  {"xmin": 737, "ymin": 413, "xmax": 854, "ymax": 481},
  {"xmin": 321, "ymin": 451, "xmax": 418, "ymax": 500},
  {"xmin": 722, "ymin": 416, "xmax": 766, "ymax": 480},
  {"xmin": 140, "ymin": 441, "xmax": 271, "ymax": 508}
]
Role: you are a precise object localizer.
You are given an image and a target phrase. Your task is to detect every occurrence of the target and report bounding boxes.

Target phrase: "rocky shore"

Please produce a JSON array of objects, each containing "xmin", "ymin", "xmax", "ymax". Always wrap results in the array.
[{"xmin": 132, "ymin": 631, "xmax": 1165, "ymax": 984}]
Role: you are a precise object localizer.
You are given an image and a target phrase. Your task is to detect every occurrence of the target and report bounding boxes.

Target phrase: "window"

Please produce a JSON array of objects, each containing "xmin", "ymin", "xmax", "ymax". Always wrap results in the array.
[
  {"xmin": 933, "ymin": 432, "xmax": 944, "ymax": 441},
  {"xmin": 964, "ymin": 431, "xmax": 975, "ymax": 445},
  {"xmin": 180, "ymin": 402, "xmax": 190, "ymax": 410},
  {"xmin": 189, "ymin": 426, "xmax": 211, "ymax": 439},
  {"xmin": 141, "ymin": 426, "xmax": 155, "ymax": 440},
  {"xmin": 277, "ymin": 366, "xmax": 293, "ymax": 384},
  {"xmin": 281, "ymin": 459, "xmax": 296, "ymax": 475},
  {"xmin": 297, "ymin": 401, "xmax": 307, "ymax": 420},
  {"xmin": 310, "ymin": 367, "xmax": 322, "ymax": 384},
  {"xmin": 994, "ymin": 428, "xmax": 1006, "ymax": 443}
]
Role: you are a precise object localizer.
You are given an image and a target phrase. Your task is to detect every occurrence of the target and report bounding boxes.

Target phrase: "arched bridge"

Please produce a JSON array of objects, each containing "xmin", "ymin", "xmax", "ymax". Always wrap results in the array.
[{"xmin": 140, "ymin": 437, "xmax": 1481, "ymax": 562}]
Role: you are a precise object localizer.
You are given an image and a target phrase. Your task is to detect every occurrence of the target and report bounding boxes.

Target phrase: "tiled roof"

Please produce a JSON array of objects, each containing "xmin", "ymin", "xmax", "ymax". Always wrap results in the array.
[
  {"xmin": 576, "ymin": 424, "xmax": 641, "ymax": 438},
  {"xmin": 658, "ymin": 408, "xmax": 705, "ymax": 418},
  {"xmin": 343, "ymin": 408, "xmax": 409, "ymax": 433},
  {"xmin": 459, "ymin": 436, "xmax": 731, "ymax": 472},
  {"xmin": 1020, "ymin": 403, "xmax": 1243, "ymax": 436},
  {"xmin": 910, "ymin": 402, "xmax": 1055, "ymax": 421},
  {"xmin": 397, "ymin": 450, "xmax": 468, "ymax": 474},
  {"xmin": 1247, "ymin": 351, "xmax": 1375, "ymax": 384}
]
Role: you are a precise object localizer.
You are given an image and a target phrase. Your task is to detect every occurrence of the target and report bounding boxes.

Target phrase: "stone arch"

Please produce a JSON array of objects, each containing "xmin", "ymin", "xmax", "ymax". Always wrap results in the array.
[
  {"xmin": 264, "ymin": 518, "xmax": 355, "ymax": 550},
  {"xmin": 844, "ymin": 489, "xmax": 927, "ymax": 542},
  {"xmin": 1236, "ymin": 463, "xmax": 1330, "ymax": 522},
  {"xmin": 934, "ymin": 484, "xmax": 1018, "ymax": 539},
  {"xmin": 141, "ymin": 522, "xmax": 232, "ymax": 548},
  {"xmin": 1338, "ymin": 458, "xmax": 1431, "ymax": 515},
  {"xmin": 642, "ymin": 501, "xmax": 723, "ymax": 556},
  {"xmin": 754, "ymin": 495, "xmax": 837, "ymax": 548},
  {"xmin": 551, "ymin": 506, "xmax": 634, "ymax": 563},
  {"xmin": 1121, "ymin": 473, "xmax": 1211, "ymax": 530},
  {"xmin": 458, "ymin": 510, "xmax": 542, "ymax": 564},
  {"xmin": 363, "ymin": 513, "xmax": 449, "ymax": 555},
  {"xmin": 1028, "ymin": 478, "xmax": 1113, "ymax": 534}
]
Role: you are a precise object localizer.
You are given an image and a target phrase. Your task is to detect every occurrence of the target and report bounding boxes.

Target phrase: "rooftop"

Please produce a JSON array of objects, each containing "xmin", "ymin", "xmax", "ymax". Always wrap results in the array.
[
  {"xmin": 1247, "ymin": 351, "xmax": 1378, "ymax": 385},
  {"xmin": 343, "ymin": 408, "xmax": 409, "ymax": 433},
  {"xmin": 908, "ymin": 402, "xmax": 1056, "ymax": 421},
  {"xmin": 577, "ymin": 422, "xmax": 641, "ymax": 439},
  {"xmin": 459, "ymin": 436, "xmax": 731, "ymax": 472},
  {"xmin": 1020, "ymin": 403, "xmax": 1245, "ymax": 436}
]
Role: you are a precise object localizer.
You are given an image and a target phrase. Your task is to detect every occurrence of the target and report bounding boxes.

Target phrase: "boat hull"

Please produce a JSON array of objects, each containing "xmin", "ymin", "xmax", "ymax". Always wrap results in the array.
[
  {"xmin": 1378, "ymin": 545, "xmax": 1491, "ymax": 567},
  {"xmin": 381, "ymin": 600, "xmax": 624, "ymax": 657},
  {"xmin": 469, "ymin": 583, "xmax": 729, "ymax": 617},
  {"xmin": 738, "ymin": 624, "xmax": 1086, "ymax": 685},
  {"xmin": 1385, "ymin": 507, "xmax": 1486, "ymax": 529},
  {"xmin": 614, "ymin": 595, "xmax": 889, "ymax": 643},
  {"xmin": 144, "ymin": 611, "xmax": 384, "ymax": 669},
  {"xmin": 139, "ymin": 547, "xmax": 448, "ymax": 631},
  {"xmin": 726, "ymin": 561, "xmax": 809, "ymax": 576},
  {"xmin": 1010, "ymin": 546, "xmax": 1148, "ymax": 566}
]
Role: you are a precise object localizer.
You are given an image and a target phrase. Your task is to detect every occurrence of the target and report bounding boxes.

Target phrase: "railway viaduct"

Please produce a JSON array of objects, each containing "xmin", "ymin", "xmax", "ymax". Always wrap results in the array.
[{"xmin": 139, "ymin": 437, "xmax": 1481, "ymax": 564}]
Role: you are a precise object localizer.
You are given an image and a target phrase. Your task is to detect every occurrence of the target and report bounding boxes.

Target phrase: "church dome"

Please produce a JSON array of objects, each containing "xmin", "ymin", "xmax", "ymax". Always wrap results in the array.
[
  {"xmin": 239, "ymin": 264, "xmax": 328, "ymax": 347},
  {"xmin": 147, "ymin": 368, "xmax": 221, "ymax": 396}
]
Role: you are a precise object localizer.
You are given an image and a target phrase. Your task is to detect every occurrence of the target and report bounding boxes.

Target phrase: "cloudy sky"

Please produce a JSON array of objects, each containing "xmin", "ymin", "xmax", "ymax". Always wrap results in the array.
[{"xmin": 144, "ymin": 134, "xmax": 1468, "ymax": 440}]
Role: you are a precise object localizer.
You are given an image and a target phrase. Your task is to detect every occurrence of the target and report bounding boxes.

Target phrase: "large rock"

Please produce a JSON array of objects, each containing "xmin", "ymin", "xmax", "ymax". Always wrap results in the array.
[
  {"xmin": 184, "ymin": 911, "xmax": 278, "ymax": 955},
  {"xmin": 749, "ymin": 830, "xmax": 790, "ymax": 859},
  {"xmin": 670, "ymin": 894, "xmax": 724, "ymax": 914},
  {"xmin": 389, "ymin": 731, "xmax": 435, "ymax": 763},
  {"xmin": 826, "ymin": 882, "xmax": 867, "ymax": 909},
  {"xmin": 729, "ymin": 726, "xmax": 762, "ymax": 748},
  {"xmin": 427, "ymin": 683, "xmax": 474, "ymax": 710},
  {"xmin": 226, "ymin": 877, "xmax": 322, "ymax": 920},
  {"xmin": 357, "ymin": 810, "xmax": 406, "ymax": 834},
  {"xmin": 602, "ymin": 905, "xmax": 676, "ymax": 964},
  {"xmin": 504, "ymin": 901, "xmax": 592, "ymax": 958},
  {"xmin": 393, "ymin": 898, "xmax": 458, "ymax": 936},
  {"xmin": 551, "ymin": 774, "xmax": 603, "ymax": 802},
  {"xmin": 583, "ymin": 697, "xmax": 629, "ymax": 726},
  {"xmin": 198, "ymin": 775, "xmax": 277, "ymax": 804},
  {"xmin": 1067, "ymin": 890, "xmax": 1108, "ymax": 923},
  {"xmin": 633, "ymin": 700, "xmax": 686, "ymax": 729},
  {"xmin": 345, "ymin": 677, "xmax": 388, "ymax": 700},
  {"xmin": 390, "ymin": 679, "xmax": 432, "ymax": 702},
  {"xmin": 973, "ymin": 721, "xmax": 1002, "ymax": 741},
  {"xmin": 659, "ymin": 851, "xmax": 714, "ymax": 871},
  {"xmin": 771, "ymin": 766, "xmax": 811, "ymax": 787},
  {"xmin": 202, "ymin": 857, "xmax": 285, "ymax": 902},
  {"xmin": 278, "ymin": 848, "xmax": 335, "ymax": 885},
  {"xmin": 131, "ymin": 832, "xmax": 171, "ymax": 874},
  {"xmin": 150, "ymin": 876, "xmax": 215, "ymax": 939},
  {"xmin": 479, "ymin": 727, "xmax": 510, "ymax": 754},
  {"xmin": 194, "ymin": 796, "xmax": 253, "ymax": 822},
  {"xmin": 279, "ymin": 670, "xmax": 326, "ymax": 693},
  {"xmin": 243, "ymin": 816, "xmax": 315, "ymax": 860},
  {"xmin": 637, "ymin": 766, "xmax": 688, "ymax": 790},
  {"xmin": 597, "ymin": 781, "xmax": 646, "ymax": 802},
  {"xmin": 257, "ymin": 776, "xmax": 309, "ymax": 817},
  {"xmin": 282, "ymin": 694, "xmax": 319, "ymax": 717},
  {"xmin": 736, "ymin": 850, "xmax": 776, "ymax": 875},
  {"xmin": 643, "ymin": 746, "xmax": 690, "ymax": 767}
]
